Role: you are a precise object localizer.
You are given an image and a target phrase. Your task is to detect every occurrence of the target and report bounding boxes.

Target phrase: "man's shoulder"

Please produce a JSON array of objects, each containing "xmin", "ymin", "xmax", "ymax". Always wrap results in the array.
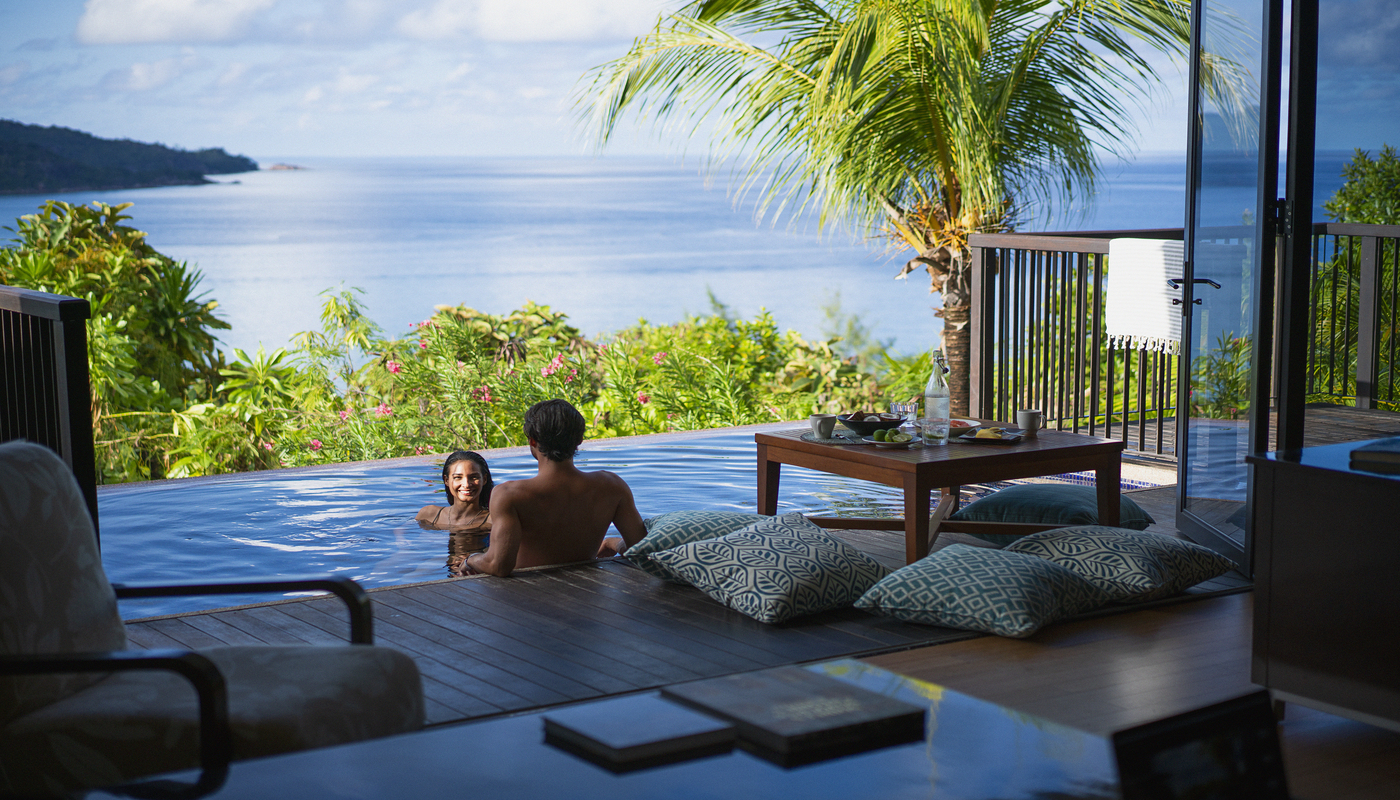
[{"xmin": 582, "ymin": 468, "xmax": 631, "ymax": 491}]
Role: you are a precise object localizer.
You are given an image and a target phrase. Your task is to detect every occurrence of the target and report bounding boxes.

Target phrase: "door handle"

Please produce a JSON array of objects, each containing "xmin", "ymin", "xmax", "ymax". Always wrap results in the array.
[{"xmin": 1168, "ymin": 278, "xmax": 1219, "ymax": 305}]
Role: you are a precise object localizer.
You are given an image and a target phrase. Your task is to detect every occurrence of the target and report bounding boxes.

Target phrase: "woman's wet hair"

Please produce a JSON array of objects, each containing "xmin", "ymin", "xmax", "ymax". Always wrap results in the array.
[
  {"xmin": 441, "ymin": 450, "xmax": 493, "ymax": 508},
  {"xmin": 524, "ymin": 399, "xmax": 586, "ymax": 462}
]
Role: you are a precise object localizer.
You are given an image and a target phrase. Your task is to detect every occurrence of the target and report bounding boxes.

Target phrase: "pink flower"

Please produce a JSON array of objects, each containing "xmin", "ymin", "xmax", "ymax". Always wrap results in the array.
[
  {"xmin": 541, "ymin": 353, "xmax": 567, "ymax": 377},
  {"xmin": 472, "ymin": 385, "xmax": 494, "ymax": 403},
  {"xmin": 386, "ymin": 360, "xmax": 402, "ymax": 374},
  {"xmin": 598, "ymin": 343, "xmax": 607, "ymax": 352},
  {"xmin": 375, "ymin": 403, "xmax": 392, "ymax": 417},
  {"xmin": 310, "ymin": 439, "xmax": 323, "ymax": 451},
  {"xmin": 653, "ymin": 351, "xmax": 668, "ymax": 365},
  {"xmin": 339, "ymin": 408, "xmax": 352, "ymax": 421},
  {"xmin": 263, "ymin": 442, "xmax": 273, "ymax": 451},
  {"xmin": 426, "ymin": 444, "xmax": 435, "ymax": 453},
  {"xmin": 419, "ymin": 340, "xmax": 428, "ymax": 350},
  {"xmin": 637, "ymin": 392, "xmax": 650, "ymax": 405},
  {"xmin": 414, "ymin": 446, "xmax": 425, "ymax": 455},
  {"xmin": 565, "ymin": 375, "xmax": 574, "ymax": 383}
]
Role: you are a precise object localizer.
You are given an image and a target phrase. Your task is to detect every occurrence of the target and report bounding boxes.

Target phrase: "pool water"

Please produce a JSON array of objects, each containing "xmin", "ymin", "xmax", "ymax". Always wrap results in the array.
[{"xmin": 99, "ymin": 424, "xmax": 1156, "ymax": 619}]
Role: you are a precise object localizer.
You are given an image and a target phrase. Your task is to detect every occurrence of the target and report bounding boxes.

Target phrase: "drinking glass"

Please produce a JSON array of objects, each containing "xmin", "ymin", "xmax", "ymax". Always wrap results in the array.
[
  {"xmin": 890, "ymin": 401, "xmax": 919, "ymax": 432},
  {"xmin": 920, "ymin": 417, "xmax": 950, "ymax": 446}
]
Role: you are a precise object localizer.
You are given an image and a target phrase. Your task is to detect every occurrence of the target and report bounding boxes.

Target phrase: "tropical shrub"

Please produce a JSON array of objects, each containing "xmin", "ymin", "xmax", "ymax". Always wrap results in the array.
[{"xmin": 1, "ymin": 201, "xmax": 229, "ymax": 481}]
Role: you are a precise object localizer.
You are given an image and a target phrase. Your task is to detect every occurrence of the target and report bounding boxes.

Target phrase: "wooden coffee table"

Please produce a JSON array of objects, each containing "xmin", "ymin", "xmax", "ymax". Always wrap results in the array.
[{"xmin": 756, "ymin": 424, "xmax": 1126, "ymax": 563}]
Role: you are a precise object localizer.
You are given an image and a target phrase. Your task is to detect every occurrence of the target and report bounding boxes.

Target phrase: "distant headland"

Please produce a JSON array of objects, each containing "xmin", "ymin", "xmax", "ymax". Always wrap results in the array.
[{"xmin": 0, "ymin": 119, "xmax": 259, "ymax": 195}]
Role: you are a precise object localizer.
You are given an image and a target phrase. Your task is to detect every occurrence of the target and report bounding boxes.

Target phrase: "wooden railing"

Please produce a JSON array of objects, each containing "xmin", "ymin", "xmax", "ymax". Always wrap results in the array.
[
  {"xmin": 1306, "ymin": 223, "xmax": 1400, "ymax": 410},
  {"xmin": 967, "ymin": 229, "xmax": 1184, "ymax": 456},
  {"xmin": 0, "ymin": 284, "xmax": 99, "ymax": 536}
]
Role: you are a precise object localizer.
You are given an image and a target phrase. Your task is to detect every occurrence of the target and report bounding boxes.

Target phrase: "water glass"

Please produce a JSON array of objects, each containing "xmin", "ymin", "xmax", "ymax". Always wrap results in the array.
[
  {"xmin": 920, "ymin": 417, "xmax": 951, "ymax": 446},
  {"xmin": 890, "ymin": 401, "xmax": 919, "ymax": 430}
]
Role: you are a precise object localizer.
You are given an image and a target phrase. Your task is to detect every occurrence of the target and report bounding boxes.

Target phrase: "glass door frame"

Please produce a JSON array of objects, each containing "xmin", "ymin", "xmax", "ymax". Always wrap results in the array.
[{"xmin": 1176, "ymin": 0, "xmax": 1286, "ymax": 574}]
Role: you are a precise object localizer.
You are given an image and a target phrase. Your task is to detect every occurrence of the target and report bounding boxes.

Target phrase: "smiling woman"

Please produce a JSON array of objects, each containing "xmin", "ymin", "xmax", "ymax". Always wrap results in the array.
[{"xmin": 416, "ymin": 449, "xmax": 494, "ymax": 531}]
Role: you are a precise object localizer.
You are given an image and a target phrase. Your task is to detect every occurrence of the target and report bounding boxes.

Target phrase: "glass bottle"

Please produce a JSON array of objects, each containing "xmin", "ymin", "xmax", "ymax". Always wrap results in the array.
[{"xmin": 924, "ymin": 351, "xmax": 950, "ymax": 424}]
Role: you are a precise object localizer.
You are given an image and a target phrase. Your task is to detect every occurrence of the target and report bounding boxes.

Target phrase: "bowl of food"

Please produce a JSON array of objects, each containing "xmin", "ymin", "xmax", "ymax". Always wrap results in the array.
[{"xmin": 837, "ymin": 411, "xmax": 905, "ymax": 437}]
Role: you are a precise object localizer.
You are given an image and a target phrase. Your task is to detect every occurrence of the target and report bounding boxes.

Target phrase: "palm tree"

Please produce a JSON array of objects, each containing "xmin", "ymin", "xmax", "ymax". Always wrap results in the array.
[{"xmin": 577, "ymin": 0, "xmax": 1191, "ymax": 415}]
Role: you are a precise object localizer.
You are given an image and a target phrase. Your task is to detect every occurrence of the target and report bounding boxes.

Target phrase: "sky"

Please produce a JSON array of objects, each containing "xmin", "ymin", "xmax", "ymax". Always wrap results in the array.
[{"xmin": 0, "ymin": 0, "xmax": 1194, "ymax": 160}]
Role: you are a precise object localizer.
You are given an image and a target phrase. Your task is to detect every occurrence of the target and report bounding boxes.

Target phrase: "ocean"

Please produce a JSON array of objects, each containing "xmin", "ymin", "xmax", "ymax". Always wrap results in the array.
[{"xmin": 0, "ymin": 153, "xmax": 1348, "ymax": 357}]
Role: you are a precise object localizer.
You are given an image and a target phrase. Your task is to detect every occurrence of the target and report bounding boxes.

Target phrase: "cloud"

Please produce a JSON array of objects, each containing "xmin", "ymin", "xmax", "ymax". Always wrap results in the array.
[
  {"xmin": 0, "ymin": 62, "xmax": 29, "ymax": 86},
  {"xmin": 398, "ymin": 0, "xmax": 667, "ymax": 43},
  {"xmin": 77, "ymin": 0, "xmax": 277, "ymax": 44},
  {"xmin": 1319, "ymin": 0, "xmax": 1400, "ymax": 70},
  {"xmin": 17, "ymin": 39, "xmax": 60, "ymax": 52},
  {"xmin": 104, "ymin": 52, "xmax": 206, "ymax": 91}
]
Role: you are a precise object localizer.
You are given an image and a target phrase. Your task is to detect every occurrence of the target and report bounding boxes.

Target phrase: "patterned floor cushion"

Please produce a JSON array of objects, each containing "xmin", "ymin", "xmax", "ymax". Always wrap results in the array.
[
  {"xmin": 628, "ymin": 510, "xmax": 769, "ymax": 582},
  {"xmin": 948, "ymin": 483, "xmax": 1156, "ymax": 546},
  {"xmin": 648, "ymin": 512, "xmax": 889, "ymax": 624},
  {"xmin": 855, "ymin": 544, "xmax": 1110, "ymax": 638},
  {"xmin": 1007, "ymin": 526, "xmax": 1237, "ymax": 603}
]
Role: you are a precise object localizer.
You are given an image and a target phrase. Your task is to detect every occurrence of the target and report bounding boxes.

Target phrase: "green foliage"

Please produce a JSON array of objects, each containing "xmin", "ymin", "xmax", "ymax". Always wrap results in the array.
[
  {"xmin": 1, "ymin": 200, "xmax": 230, "ymax": 482},
  {"xmin": 1191, "ymin": 335, "xmax": 1252, "ymax": 420},
  {"xmin": 1306, "ymin": 145, "xmax": 1400, "ymax": 409},
  {"xmin": 1323, "ymin": 145, "xmax": 1400, "ymax": 225}
]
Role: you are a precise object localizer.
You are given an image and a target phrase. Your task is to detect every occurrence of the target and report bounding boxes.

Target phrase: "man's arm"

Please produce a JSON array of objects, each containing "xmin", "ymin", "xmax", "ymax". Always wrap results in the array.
[
  {"xmin": 598, "ymin": 475, "xmax": 647, "ymax": 556},
  {"xmin": 465, "ymin": 487, "xmax": 522, "ymax": 577}
]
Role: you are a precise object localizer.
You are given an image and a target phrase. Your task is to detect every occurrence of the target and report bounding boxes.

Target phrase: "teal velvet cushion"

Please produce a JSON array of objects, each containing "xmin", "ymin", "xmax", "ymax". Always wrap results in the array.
[
  {"xmin": 648, "ymin": 512, "xmax": 890, "ymax": 624},
  {"xmin": 1007, "ymin": 525, "xmax": 1236, "ymax": 602},
  {"xmin": 854, "ymin": 544, "xmax": 1110, "ymax": 638},
  {"xmin": 628, "ymin": 510, "xmax": 769, "ymax": 582},
  {"xmin": 947, "ymin": 483, "xmax": 1155, "ymax": 546}
]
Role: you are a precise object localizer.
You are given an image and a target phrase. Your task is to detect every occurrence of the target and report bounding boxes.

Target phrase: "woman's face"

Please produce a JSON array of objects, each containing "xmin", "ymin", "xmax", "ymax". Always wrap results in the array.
[{"xmin": 445, "ymin": 460, "xmax": 484, "ymax": 507}]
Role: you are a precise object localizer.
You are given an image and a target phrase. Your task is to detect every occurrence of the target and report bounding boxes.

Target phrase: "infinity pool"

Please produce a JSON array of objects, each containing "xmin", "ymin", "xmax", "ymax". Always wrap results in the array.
[{"xmin": 99, "ymin": 424, "xmax": 1158, "ymax": 619}]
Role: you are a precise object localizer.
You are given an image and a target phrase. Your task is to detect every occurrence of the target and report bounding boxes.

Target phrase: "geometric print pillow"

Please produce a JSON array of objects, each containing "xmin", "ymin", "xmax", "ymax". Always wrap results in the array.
[
  {"xmin": 1006, "ymin": 526, "xmax": 1235, "ymax": 603},
  {"xmin": 854, "ymin": 544, "xmax": 1110, "ymax": 638},
  {"xmin": 947, "ymin": 484, "xmax": 1156, "ymax": 546},
  {"xmin": 627, "ymin": 510, "xmax": 769, "ymax": 582},
  {"xmin": 648, "ymin": 512, "xmax": 890, "ymax": 624}
]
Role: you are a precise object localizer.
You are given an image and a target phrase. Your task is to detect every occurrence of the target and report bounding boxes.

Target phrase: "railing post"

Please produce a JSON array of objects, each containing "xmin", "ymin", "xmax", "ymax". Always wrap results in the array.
[
  {"xmin": 1355, "ymin": 234, "xmax": 1381, "ymax": 409},
  {"xmin": 968, "ymin": 245, "xmax": 997, "ymax": 418},
  {"xmin": 54, "ymin": 315, "xmax": 99, "ymax": 537}
]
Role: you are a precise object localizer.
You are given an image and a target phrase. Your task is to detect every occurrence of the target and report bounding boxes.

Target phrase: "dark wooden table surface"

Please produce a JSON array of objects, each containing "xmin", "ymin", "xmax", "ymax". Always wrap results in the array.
[
  {"xmin": 91, "ymin": 660, "xmax": 1118, "ymax": 800},
  {"xmin": 756, "ymin": 424, "xmax": 1126, "ymax": 563}
]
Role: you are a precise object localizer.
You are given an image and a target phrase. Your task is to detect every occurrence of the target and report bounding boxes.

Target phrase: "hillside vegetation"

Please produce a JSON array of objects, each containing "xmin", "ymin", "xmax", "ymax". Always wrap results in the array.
[{"xmin": 0, "ymin": 119, "xmax": 257, "ymax": 195}]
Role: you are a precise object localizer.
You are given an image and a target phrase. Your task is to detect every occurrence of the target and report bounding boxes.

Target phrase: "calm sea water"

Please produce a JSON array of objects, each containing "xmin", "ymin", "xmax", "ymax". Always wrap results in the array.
[{"xmin": 0, "ymin": 153, "xmax": 1351, "ymax": 356}]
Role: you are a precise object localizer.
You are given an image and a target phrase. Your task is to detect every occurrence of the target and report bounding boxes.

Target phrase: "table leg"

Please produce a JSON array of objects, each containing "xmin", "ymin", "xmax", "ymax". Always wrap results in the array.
[
  {"xmin": 1096, "ymin": 455, "xmax": 1122, "ymax": 527},
  {"xmin": 903, "ymin": 472, "xmax": 934, "ymax": 564},
  {"xmin": 757, "ymin": 444, "xmax": 781, "ymax": 516}
]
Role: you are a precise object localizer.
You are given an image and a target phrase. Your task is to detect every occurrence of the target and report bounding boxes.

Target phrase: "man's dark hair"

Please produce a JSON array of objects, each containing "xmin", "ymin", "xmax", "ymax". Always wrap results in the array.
[{"xmin": 524, "ymin": 399, "xmax": 586, "ymax": 462}]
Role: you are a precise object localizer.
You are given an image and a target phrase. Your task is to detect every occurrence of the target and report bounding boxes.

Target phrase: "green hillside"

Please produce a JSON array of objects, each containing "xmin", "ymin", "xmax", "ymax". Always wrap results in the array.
[{"xmin": 0, "ymin": 119, "xmax": 258, "ymax": 195}]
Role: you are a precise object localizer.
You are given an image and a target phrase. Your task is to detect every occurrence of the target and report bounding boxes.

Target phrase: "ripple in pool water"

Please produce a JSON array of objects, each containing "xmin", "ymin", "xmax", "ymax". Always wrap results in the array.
[{"xmin": 100, "ymin": 426, "xmax": 1013, "ymax": 619}]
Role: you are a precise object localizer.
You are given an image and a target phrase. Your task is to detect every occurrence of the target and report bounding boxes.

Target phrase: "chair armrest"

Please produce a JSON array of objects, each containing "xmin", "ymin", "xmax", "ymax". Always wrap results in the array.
[
  {"xmin": 111, "ymin": 576, "xmax": 374, "ymax": 644},
  {"xmin": 0, "ymin": 649, "xmax": 232, "ymax": 784}
]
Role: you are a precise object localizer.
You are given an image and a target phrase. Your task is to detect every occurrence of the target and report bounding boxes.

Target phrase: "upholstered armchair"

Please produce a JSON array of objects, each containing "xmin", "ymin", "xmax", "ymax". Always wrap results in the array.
[{"xmin": 0, "ymin": 441, "xmax": 425, "ymax": 796}]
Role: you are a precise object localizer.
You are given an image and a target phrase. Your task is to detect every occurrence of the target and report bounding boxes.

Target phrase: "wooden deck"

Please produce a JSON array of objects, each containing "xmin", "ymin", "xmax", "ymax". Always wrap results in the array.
[
  {"xmin": 865, "ymin": 593, "xmax": 1400, "ymax": 800},
  {"xmin": 124, "ymin": 523, "xmax": 1247, "ymax": 727}
]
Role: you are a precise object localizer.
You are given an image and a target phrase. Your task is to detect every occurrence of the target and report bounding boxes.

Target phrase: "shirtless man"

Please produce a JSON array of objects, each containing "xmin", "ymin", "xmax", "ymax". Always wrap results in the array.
[{"xmin": 463, "ymin": 399, "xmax": 647, "ymax": 577}]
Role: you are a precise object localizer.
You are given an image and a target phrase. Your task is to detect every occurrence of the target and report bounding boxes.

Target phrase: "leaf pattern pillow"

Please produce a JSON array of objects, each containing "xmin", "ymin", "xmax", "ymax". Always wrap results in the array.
[{"xmin": 649, "ymin": 512, "xmax": 889, "ymax": 623}]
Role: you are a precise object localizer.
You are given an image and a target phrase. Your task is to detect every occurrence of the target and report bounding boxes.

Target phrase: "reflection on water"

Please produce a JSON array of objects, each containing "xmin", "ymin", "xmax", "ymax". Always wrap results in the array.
[
  {"xmin": 99, "ymin": 426, "xmax": 1024, "ymax": 619},
  {"xmin": 445, "ymin": 529, "xmax": 490, "ymax": 577}
]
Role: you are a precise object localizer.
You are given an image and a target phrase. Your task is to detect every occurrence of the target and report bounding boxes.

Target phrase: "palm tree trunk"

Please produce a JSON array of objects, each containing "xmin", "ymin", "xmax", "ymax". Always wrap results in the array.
[{"xmin": 941, "ymin": 303, "xmax": 971, "ymax": 417}]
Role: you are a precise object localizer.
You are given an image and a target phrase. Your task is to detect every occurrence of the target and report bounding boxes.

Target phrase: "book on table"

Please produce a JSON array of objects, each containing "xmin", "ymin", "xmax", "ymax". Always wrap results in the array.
[
  {"xmin": 541, "ymin": 693, "xmax": 735, "ymax": 771},
  {"xmin": 660, "ymin": 665, "xmax": 926, "ymax": 765},
  {"xmin": 1349, "ymin": 437, "xmax": 1400, "ymax": 473}
]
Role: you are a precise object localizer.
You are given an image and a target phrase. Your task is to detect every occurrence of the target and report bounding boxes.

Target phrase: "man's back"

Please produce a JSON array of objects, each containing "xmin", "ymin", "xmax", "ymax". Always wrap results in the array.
[{"xmin": 493, "ymin": 467, "xmax": 638, "ymax": 569}]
